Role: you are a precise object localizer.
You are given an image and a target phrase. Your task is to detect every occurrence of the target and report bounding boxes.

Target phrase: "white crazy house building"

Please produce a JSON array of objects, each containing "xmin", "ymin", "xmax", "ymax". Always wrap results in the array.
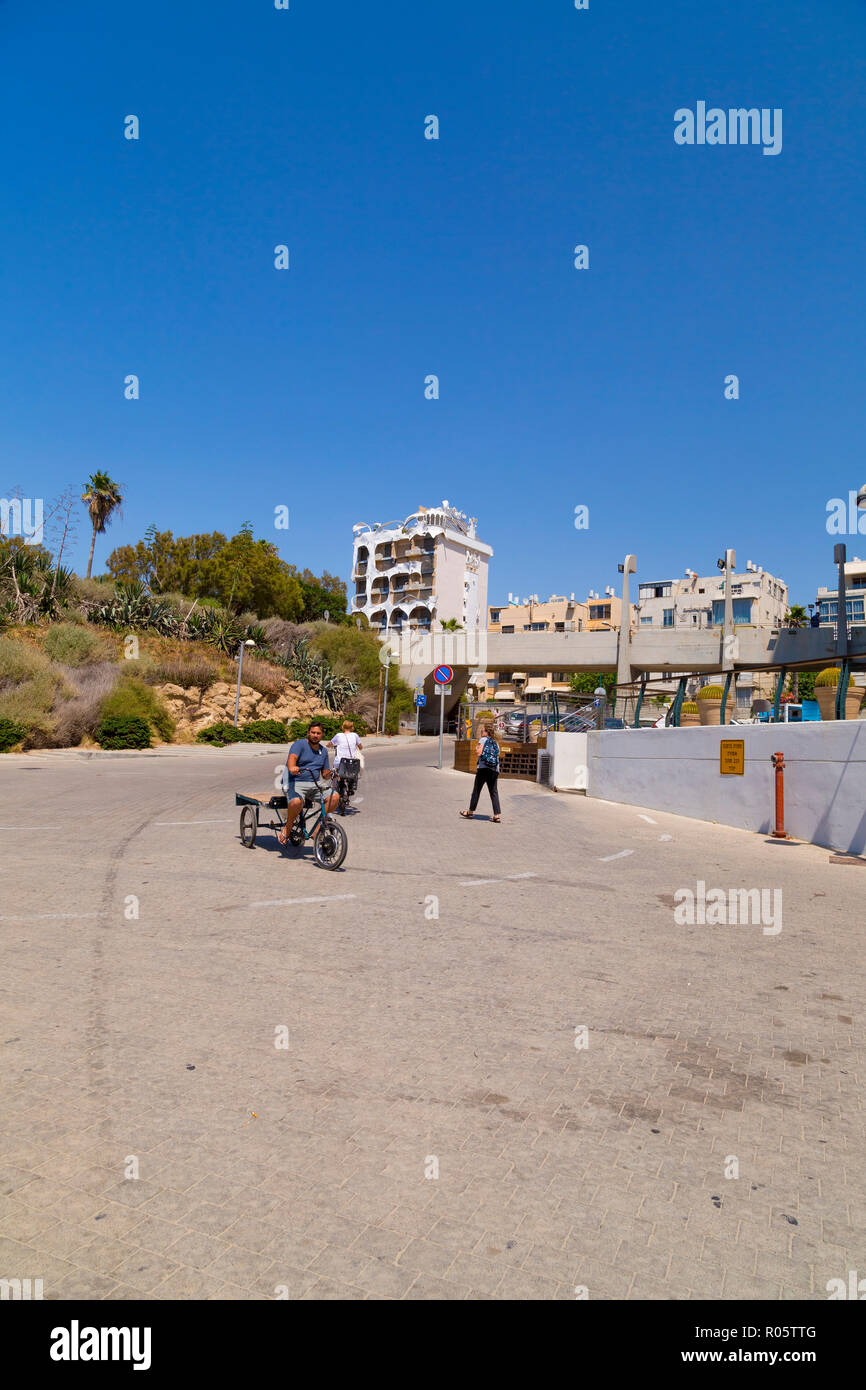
[{"xmin": 351, "ymin": 501, "xmax": 492, "ymax": 638}]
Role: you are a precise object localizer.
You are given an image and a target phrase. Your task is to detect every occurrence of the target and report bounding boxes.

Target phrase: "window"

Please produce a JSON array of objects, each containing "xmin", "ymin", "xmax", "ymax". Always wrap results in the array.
[
  {"xmin": 589, "ymin": 604, "xmax": 611, "ymax": 622},
  {"xmin": 498, "ymin": 672, "xmax": 512, "ymax": 682},
  {"xmin": 554, "ymin": 622, "xmax": 564, "ymax": 631},
  {"xmin": 490, "ymin": 610, "xmax": 500, "ymax": 623},
  {"xmin": 663, "ymin": 609, "xmax": 674, "ymax": 628},
  {"xmin": 640, "ymin": 616, "xmax": 653, "ymax": 625},
  {"xmin": 523, "ymin": 622, "xmax": 547, "ymax": 631},
  {"xmin": 551, "ymin": 671, "xmax": 566, "ymax": 682},
  {"xmin": 639, "ymin": 583, "xmax": 671, "ymax": 599},
  {"xmin": 501, "ymin": 624, "xmax": 514, "ymax": 633}
]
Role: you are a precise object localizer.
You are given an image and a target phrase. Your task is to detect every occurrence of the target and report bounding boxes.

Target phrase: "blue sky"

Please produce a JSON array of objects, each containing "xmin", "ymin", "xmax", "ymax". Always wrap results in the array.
[{"xmin": 2, "ymin": 0, "xmax": 865, "ymax": 606}]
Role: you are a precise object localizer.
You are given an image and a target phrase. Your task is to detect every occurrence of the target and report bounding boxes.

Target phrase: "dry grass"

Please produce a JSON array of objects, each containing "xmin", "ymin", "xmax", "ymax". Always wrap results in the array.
[
  {"xmin": 239, "ymin": 655, "xmax": 286, "ymax": 698},
  {"xmin": 51, "ymin": 662, "xmax": 120, "ymax": 747}
]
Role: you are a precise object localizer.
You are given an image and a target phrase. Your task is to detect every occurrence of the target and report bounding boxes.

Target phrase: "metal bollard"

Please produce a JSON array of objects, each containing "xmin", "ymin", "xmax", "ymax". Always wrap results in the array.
[{"xmin": 771, "ymin": 751, "xmax": 788, "ymax": 839}]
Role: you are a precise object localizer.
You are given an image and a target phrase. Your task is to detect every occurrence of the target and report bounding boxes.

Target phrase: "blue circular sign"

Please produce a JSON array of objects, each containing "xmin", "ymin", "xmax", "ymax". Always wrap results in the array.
[{"xmin": 434, "ymin": 664, "xmax": 453, "ymax": 684}]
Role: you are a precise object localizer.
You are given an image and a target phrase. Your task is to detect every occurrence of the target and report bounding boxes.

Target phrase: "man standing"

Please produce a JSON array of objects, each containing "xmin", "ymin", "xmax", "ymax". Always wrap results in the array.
[{"xmin": 278, "ymin": 721, "xmax": 340, "ymax": 844}]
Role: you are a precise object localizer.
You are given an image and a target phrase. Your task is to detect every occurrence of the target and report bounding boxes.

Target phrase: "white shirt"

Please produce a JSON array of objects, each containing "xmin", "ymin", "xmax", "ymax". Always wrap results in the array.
[{"xmin": 330, "ymin": 731, "xmax": 361, "ymax": 763}]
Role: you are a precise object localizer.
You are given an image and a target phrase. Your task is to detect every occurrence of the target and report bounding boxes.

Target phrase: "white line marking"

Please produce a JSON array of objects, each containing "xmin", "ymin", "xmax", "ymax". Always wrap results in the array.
[
  {"xmin": 638, "ymin": 814, "xmax": 657, "ymax": 824},
  {"xmin": 248, "ymin": 895, "xmax": 357, "ymax": 907},
  {"xmin": 459, "ymin": 872, "xmax": 538, "ymax": 887},
  {"xmin": 154, "ymin": 819, "xmax": 233, "ymax": 826},
  {"xmin": 0, "ymin": 913, "xmax": 103, "ymax": 921},
  {"xmin": 0, "ymin": 826, "xmax": 60, "ymax": 830},
  {"xmin": 659, "ymin": 834, "xmax": 673, "ymax": 842},
  {"xmin": 600, "ymin": 850, "xmax": 634, "ymax": 862}
]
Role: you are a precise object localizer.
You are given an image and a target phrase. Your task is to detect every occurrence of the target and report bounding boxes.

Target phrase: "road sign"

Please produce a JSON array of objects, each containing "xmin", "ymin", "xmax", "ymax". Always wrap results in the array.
[
  {"xmin": 433, "ymin": 664, "xmax": 454, "ymax": 685},
  {"xmin": 434, "ymin": 684, "xmax": 451, "ymax": 695},
  {"xmin": 720, "ymin": 739, "xmax": 745, "ymax": 775},
  {"xmin": 414, "ymin": 694, "xmax": 427, "ymax": 706}
]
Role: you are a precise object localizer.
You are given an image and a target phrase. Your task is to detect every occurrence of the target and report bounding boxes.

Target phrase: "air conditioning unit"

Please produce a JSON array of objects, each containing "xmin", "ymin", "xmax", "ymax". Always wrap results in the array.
[{"xmin": 564, "ymin": 621, "xmax": 576, "ymax": 631}]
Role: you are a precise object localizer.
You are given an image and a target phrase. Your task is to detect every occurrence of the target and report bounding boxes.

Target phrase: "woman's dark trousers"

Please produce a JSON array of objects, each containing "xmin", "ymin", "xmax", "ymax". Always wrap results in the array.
[{"xmin": 470, "ymin": 768, "xmax": 501, "ymax": 815}]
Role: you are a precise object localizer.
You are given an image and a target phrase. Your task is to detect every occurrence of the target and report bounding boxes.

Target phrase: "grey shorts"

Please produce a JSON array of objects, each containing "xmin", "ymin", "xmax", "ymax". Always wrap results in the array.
[{"xmin": 281, "ymin": 771, "xmax": 328, "ymax": 803}]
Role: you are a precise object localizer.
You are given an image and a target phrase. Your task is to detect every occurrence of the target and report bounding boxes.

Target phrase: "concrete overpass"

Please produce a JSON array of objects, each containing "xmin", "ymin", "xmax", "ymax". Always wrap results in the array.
[{"xmin": 396, "ymin": 625, "xmax": 866, "ymax": 727}]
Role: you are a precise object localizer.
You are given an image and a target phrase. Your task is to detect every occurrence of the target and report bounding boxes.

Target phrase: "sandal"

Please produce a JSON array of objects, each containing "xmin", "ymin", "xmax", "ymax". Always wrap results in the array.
[
  {"xmin": 459, "ymin": 810, "xmax": 474, "ymax": 819},
  {"xmin": 492, "ymin": 816, "xmax": 501, "ymax": 823}
]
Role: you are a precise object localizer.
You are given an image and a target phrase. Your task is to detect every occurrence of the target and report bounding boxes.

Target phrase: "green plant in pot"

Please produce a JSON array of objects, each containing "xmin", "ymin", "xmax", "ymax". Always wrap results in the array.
[
  {"xmin": 814, "ymin": 667, "xmax": 862, "ymax": 721},
  {"xmin": 680, "ymin": 701, "xmax": 700, "ymax": 726},
  {"xmin": 696, "ymin": 683, "xmax": 727, "ymax": 726}
]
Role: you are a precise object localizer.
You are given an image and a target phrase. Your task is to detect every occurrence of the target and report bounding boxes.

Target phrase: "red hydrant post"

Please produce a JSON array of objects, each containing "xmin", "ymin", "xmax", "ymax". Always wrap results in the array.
[{"xmin": 771, "ymin": 751, "xmax": 788, "ymax": 839}]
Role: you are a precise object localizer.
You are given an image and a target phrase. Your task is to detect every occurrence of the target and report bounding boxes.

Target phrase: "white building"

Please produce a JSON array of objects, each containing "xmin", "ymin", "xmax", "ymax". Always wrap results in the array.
[
  {"xmin": 636, "ymin": 564, "xmax": 788, "ymax": 631},
  {"xmin": 351, "ymin": 501, "xmax": 492, "ymax": 635},
  {"xmin": 635, "ymin": 562, "xmax": 789, "ymax": 710}
]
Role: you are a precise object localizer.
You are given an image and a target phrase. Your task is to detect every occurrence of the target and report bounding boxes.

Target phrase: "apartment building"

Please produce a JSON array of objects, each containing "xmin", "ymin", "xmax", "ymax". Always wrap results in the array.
[
  {"xmin": 636, "ymin": 563, "xmax": 789, "ymax": 708},
  {"xmin": 351, "ymin": 501, "xmax": 492, "ymax": 634},
  {"xmin": 480, "ymin": 590, "xmax": 629, "ymax": 700},
  {"xmin": 816, "ymin": 557, "xmax": 866, "ymax": 629},
  {"xmin": 636, "ymin": 565, "xmax": 788, "ymax": 630}
]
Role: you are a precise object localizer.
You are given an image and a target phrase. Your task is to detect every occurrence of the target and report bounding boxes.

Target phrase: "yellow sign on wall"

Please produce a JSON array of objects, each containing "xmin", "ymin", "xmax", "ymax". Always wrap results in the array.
[{"xmin": 720, "ymin": 739, "xmax": 745, "ymax": 775}]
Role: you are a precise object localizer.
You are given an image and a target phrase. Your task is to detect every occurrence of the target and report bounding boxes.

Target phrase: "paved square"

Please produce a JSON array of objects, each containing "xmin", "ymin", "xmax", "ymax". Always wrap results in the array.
[{"xmin": 1, "ymin": 742, "xmax": 863, "ymax": 1299}]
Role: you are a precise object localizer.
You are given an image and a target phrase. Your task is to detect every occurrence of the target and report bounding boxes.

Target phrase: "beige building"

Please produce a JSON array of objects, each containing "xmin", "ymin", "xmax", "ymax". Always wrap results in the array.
[{"xmin": 480, "ymin": 590, "xmax": 630, "ymax": 701}]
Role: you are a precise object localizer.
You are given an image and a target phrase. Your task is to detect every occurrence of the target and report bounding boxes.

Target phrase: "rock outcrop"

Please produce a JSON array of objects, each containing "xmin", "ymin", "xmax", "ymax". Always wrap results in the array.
[{"xmin": 155, "ymin": 679, "xmax": 328, "ymax": 739}]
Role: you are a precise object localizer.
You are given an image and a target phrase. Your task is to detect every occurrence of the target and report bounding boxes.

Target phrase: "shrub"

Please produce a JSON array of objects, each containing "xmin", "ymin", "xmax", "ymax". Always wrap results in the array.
[
  {"xmin": 696, "ymin": 684, "xmax": 725, "ymax": 700},
  {"xmin": 43, "ymin": 621, "xmax": 105, "ymax": 666},
  {"xmin": 0, "ymin": 634, "xmax": 49, "ymax": 683},
  {"xmin": 95, "ymin": 716, "xmax": 152, "ymax": 750},
  {"xmin": 815, "ymin": 667, "xmax": 854, "ymax": 688},
  {"xmin": 100, "ymin": 678, "xmax": 175, "ymax": 742},
  {"xmin": 0, "ymin": 717, "xmax": 26, "ymax": 752},
  {"xmin": 241, "ymin": 719, "xmax": 289, "ymax": 742},
  {"xmin": 196, "ymin": 722, "xmax": 244, "ymax": 746}
]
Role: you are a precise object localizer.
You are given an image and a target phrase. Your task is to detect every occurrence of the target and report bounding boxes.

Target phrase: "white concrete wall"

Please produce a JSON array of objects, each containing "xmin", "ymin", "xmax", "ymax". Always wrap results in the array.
[
  {"xmin": 587, "ymin": 721, "xmax": 866, "ymax": 854},
  {"xmin": 546, "ymin": 731, "xmax": 589, "ymax": 791}
]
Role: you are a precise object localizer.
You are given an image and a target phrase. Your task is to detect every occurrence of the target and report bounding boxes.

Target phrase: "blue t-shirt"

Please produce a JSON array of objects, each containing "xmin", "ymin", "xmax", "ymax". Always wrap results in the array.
[{"xmin": 287, "ymin": 738, "xmax": 329, "ymax": 783}]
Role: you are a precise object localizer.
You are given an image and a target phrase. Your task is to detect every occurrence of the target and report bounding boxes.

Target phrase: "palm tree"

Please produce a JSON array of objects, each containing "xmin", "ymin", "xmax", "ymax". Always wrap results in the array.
[
  {"xmin": 784, "ymin": 606, "xmax": 808, "ymax": 701},
  {"xmin": 785, "ymin": 605, "xmax": 808, "ymax": 630},
  {"xmin": 81, "ymin": 472, "xmax": 123, "ymax": 579},
  {"xmin": 439, "ymin": 617, "xmax": 462, "ymax": 631}
]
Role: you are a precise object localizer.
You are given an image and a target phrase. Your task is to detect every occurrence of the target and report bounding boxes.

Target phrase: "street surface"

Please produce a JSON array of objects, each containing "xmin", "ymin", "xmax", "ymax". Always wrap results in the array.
[{"xmin": 0, "ymin": 740, "xmax": 863, "ymax": 1300}]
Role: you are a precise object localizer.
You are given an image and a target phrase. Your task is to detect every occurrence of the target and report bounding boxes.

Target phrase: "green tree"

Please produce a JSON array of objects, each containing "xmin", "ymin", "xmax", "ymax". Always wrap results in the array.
[
  {"xmin": 81, "ymin": 472, "xmax": 123, "ymax": 579},
  {"xmin": 785, "ymin": 605, "xmax": 808, "ymax": 630},
  {"xmin": 569, "ymin": 671, "xmax": 616, "ymax": 698}
]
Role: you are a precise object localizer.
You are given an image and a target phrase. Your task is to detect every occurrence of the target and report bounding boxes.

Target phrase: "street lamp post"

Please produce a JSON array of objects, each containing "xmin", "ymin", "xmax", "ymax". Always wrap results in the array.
[{"xmin": 233, "ymin": 639, "xmax": 256, "ymax": 727}]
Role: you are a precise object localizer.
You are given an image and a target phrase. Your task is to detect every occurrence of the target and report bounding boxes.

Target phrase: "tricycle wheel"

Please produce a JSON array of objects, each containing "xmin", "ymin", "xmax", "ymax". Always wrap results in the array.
[
  {"xmin": 314, "ymin": 818, "xmax": 347, "ymax": 870},
  {"xmin": 240, "ymin": 805, "xmax": 257, "ymax": 848}
]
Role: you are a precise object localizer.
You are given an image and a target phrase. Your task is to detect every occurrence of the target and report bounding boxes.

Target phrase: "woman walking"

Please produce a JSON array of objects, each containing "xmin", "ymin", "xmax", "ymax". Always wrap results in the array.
[{"xmin": 460, "ymin": 722, "xmax": 501, "ymax": 822}]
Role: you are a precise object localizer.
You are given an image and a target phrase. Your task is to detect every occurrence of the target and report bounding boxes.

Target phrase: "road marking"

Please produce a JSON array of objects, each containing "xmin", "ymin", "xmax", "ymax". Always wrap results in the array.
[
  {"xmin": 659, "ymin": 834, "xmax": 673, "ymax": 842},
  {"xmin": 459, "ymin": 872, "xmax": 538, "ymax": 887},
  {"xmin": 0, "ymin": 912, "xmax": 103, "ymax": 921},
  {"xmin": 600, "ymin": 850, "xmax": 634, "ymax": 862},
  {"xmin": 638, "ymin": 814, "xmax": 657, "ymax": 824},
  {"xmin": 155, "ymin": 819, "xmax": 233, "ymax": 826},
  {"xmin": 248, "ymin": 894, "xmax": 357, "ymax": 907}
]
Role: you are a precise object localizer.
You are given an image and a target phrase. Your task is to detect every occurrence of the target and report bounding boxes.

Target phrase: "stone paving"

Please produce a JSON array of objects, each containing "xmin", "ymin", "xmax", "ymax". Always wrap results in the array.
[{"xmin": 0, "ymin": 742, "xmax": 863, "ymax": 1299}]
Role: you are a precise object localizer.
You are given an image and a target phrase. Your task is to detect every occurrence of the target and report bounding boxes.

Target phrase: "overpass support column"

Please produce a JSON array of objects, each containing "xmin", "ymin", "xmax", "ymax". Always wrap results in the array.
[
  {"xmin": 720, "ymin": 672, "xmax": 733, "ymax": 725},
  {"xmin": 772, "ymin": 667, "xmax": 787, "ymax": 723}
]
